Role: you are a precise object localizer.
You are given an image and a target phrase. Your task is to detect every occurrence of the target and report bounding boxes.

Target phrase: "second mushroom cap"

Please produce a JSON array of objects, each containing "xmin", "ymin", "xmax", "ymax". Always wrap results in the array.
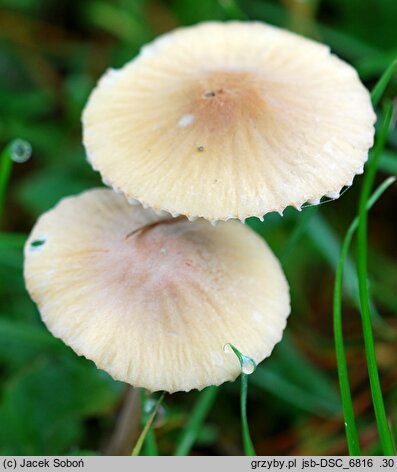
[{"xmin": 24, "ymin": 188, "xmax": 290, "ymax": 393}]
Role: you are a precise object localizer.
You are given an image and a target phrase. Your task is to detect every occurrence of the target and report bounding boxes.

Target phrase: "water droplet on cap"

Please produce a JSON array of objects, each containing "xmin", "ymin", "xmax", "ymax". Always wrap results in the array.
[{"xmin": 177, "ymin": 113, "xmax": 195, "ymax": 128}]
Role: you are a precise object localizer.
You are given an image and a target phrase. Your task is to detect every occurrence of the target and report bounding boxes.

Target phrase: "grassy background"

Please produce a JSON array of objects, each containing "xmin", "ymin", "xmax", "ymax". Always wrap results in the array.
[{"xmin": 1, "ymin": 0, "xmax": 397, "ymax": 456}]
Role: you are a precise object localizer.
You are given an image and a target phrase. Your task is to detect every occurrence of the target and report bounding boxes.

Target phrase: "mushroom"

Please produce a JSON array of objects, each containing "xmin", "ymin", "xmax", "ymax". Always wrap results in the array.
[
  {"xmin": 82, "ymin": 21, "xmax": 375, "ymax": 223},
  {"xmin": 24, "ymin": 188, "xmax": 290, "ymax": 393}
]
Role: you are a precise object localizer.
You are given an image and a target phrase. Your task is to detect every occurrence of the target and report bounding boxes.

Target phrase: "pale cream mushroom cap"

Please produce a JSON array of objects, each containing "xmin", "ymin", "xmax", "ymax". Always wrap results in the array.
[
  {"xmin": 82, "ymin": 21, "xmax": 375, "ymax": 222},
  {"xmin": 24, "ymin": 188, "xmax": 290, "ymax": 393}
]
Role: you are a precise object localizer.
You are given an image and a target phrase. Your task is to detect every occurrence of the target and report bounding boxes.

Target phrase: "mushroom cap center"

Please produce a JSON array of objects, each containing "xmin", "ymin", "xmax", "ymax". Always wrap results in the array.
[
  {"xmin": 193, "ymin": 70, "xmax": 267, "ymax": 129},
  {"xmin": 120, "ymin": 220, "xmax": 216, "ymax": 297}
]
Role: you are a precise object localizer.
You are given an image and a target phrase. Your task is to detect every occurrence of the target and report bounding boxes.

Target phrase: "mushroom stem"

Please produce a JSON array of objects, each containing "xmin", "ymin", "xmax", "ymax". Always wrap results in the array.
[{"xmin": 103, "ymin": 386, "xmax": 141, "ymax": 456}]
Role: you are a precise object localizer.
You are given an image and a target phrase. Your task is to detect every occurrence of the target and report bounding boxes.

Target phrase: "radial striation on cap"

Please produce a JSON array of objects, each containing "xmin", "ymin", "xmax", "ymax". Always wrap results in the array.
[
  {"xmin": 24, "ymin": 188, "xmax": 290, "ymax": 393},
  {"xmin": 82, "ymin": 21, "xmax": 376, "ymax": 222}
]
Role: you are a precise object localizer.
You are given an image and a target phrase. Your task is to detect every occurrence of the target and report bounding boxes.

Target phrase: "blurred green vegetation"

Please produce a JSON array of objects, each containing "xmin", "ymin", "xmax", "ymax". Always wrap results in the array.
[{"xmin": 0, "ymin": 0, "xmax": 397, "ymax": 456}]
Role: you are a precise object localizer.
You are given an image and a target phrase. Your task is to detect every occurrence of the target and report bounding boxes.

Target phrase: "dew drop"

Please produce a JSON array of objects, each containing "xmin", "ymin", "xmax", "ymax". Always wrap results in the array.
[
  {"xmin": 10, "ymin": 139, "xmax": 32, "ymax": 163},
  {"xmin": 177, "ymin": 113, "xmax": 195, "ymax": 128},
  {"xmin": 143, "ymin": 398, "xmax": 167, "ymax": 428},
  {"xmin": 323, "ymin": 142, "xmax": 334, "ymax": 154},
  {"xmin": 223, "ymin": 343, "xmax": 232, "ymax": 354},
  {"xmin": 240, "ymin": 355, "xmax": 256, "ymax": 375},
  {"xmin": 223, "ymin": 343, "xmax": 256, "ymax": 375}
]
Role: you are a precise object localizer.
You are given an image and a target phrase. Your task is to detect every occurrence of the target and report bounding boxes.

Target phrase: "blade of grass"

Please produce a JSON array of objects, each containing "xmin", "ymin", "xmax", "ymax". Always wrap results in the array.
[
  {"xmin": 0, "ymin": 144, "xmax": 14, "ymax": 225},
  {"xmin": 281, "ymin": 206, "xmax": 317, "ymax": 264},
  {"xmin": 240, "ymin": 373, "xmax": 255, "ymax": 455},
  {"xmin": 356, "ymin": 101, "xmax": 395, "ymax": 455},
  {"xmin": 131, "ymin": 392, "xmax": 165, "ymax": 456},
  {"xmin": 306, "ymin": 213, "xmax": 391, "ymax": 336},
  {"xmin": 0, "ymin": 318, "xmax": 67, "ymax": 352},
  {"xmin": 218, "ymin": 0, "xmax": 248, "ymax": 19},
  {"xmin": 0, "ymin": 232, "xmax": 27, "ymax": 248},
  {"xmin": 0, "ymin": 139, "xmax": 31, "ymax": 226},
  {"xmin": 356, "ymin": 49, "xmax": 397, "ymax": 80},
  {"xmin": 378, "ymin": 150, "xmax": 397, "ymax": 175},
  {"xmin": 334, "ymin": 176, "xmax": 396, "ymax": 456},
  {"xmin": 174, "ymin": 386, "xmax": 218, "ymax": 456},
  {"xmin": 227, "ymin": 344, "xmax": 256, "ymax": 456},
  {"xmin": 251, "ymin": 367, "xmax": 340, "ymax": 415},
  {"xmin": 371, "ymin": 59, "xmax": 397, "ymax": 107},
  {"xmin": 245, "ymin": 0, "xmax": 378, "ymax": 61},
  {"xmin": 139, "ymin": 390, "xmax": 158, "ymax": 456},
  {"xmin": 141, "ymin": 422, "xmax": 158, "ymax": 456},
  {"xmin": 306, "ymin": 214, "xmax": 359, "ymax": 301}
]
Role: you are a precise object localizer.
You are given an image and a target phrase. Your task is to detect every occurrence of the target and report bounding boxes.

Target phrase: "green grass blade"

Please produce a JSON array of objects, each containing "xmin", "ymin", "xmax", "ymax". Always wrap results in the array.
[
  {"xmin": 131, "ymin": 392, "xmax": 165, "ymax": 456},
  {"xmin": 174, "ymin": 386, "xmax": 218, "ymax": 456},
  {"xmin": 305, "ymin": 213, "xmax": 391, "ymax": 336},
  {"xmin": 356, "ymin": 49, "xmax": 397, "ymax": 80},
  {"xmin": 141, "ymin": 424, "xmax": 158, "ymax": 456},
  {"xmin": 226, "ymin": 344, "xmax": 256, "ymax": 455},
  {"xmin": 0, "ymin": 232, "xmax": 27, "ymax": 248},
  {"xmin": 218, "ymin": 0, "xmax": 248, "ymax": 19},
  {"xmin": 371, "ymin": 59, "xmax": 397, "ymax": 107},
  {"xmin": 0, "ymin": 144, "xmax": 14, "ymax": 225},
  {"xmin": 281, "ymin": 206, "xmax": 317, "ymax": 264},
  {"xmin": 378, "ymin": 150, "xmax": 397, "ymax": 175},
  {"xmin": 240, "ymin": 373, "xmax": 255, "ymax": 456},
  {"xmin": 334, "ymin": 176, "xmax": 396, "ymax": 456},
  {"xmin": 357, "ymin": 103, "xmax": 395, "ymax": 455},
  {"xmin": 139, "ymin": 390, "xmax": 158, "ymax": 456},
  {"xmin": 0, "ymin": 318, "xmax": 67, "ymax": 352},
  {"xmin": 251, "ymin": 367, "xmax": 340, "ymax": 415},
  {"xmin": 245, "ymin": 0, "xmax": 378, "ymax": 61},
  {"xmin": 306, "ymin": 214, "xmax": 358, "ymax": 300},
  {"xmin": 0, "ymin": 139, "xmax": 32, "ymax": 226}
]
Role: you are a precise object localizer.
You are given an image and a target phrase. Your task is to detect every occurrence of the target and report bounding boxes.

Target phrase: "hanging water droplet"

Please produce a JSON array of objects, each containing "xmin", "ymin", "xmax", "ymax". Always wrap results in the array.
[
  {"xmin": 10, "ymin": 139, "xmax": 32, "ymax": 163},
  {"xmin": 223, "ymin": 343, "xmax": 256, "ymax": 375},
  {"xmin": 240, "ymin": 355, "xmax": 256, "ymax": 374},
  {"xmin": 223, "ymin": 343, "xmax": 232, "ymax": 354},
  {"xmin": 143, "ymin": 398, "xmax": 167, "ymax": 428}
]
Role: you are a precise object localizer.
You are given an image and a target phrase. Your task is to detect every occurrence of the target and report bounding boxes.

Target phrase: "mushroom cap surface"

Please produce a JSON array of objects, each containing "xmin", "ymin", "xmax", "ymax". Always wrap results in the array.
[
  {"xmin": 83, "ymin": 21, "xmax": 375, "ymax": 222},
  {"xmin": 24, "ymin": 189, "xmax": 290, "ymax": 393}
]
